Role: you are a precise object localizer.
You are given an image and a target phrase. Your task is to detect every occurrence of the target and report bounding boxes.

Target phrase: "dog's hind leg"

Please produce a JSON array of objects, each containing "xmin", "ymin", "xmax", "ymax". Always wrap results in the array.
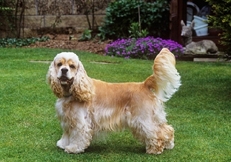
[
  {"xmin": 145, "ymin": 124, "xmax": 174, "ymax": 154},
  {"xmin": 129, "ymin": 114, "xmax": 174, "ymax": 154},
  {"xmin": 144, "ymin": 124, "xmax": 175, "ymax": 154},
  {"xmin": 161, "ymin": 124, "xmax": 174, "ymax": 150},
  {"xmin": 128, "ymin": 118, "xmax": 165, "ymax": 154},
  {"xmin": 144, "ymin": 128, "xmax": 166, "ymax": 154}
]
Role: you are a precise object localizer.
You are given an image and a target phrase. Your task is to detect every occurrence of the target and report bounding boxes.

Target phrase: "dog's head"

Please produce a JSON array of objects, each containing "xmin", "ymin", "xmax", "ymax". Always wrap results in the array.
[
  {"xmin": 47, "ymin": 52, "xmax": 93, "ymax": 101},
  {"xmin": 53, "ymin": 52, "xmax": 79, "ymax": 86}
]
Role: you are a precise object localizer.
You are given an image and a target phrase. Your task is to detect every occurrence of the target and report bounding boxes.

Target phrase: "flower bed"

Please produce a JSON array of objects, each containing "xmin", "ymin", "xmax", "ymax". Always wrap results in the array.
[{"xmin": 105, "ymin": 37, "xmax": 184, "ymax": 59}]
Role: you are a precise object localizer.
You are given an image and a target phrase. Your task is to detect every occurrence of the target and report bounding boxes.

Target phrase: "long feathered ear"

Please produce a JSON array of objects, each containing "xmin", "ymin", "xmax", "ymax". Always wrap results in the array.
[
  {"xmin": 46, "ymin": 61, "xmax": 63, "ymax": 98},
  {"xmin": 71, "ymin": 60, "xmax": 93, "ymax": 102}
]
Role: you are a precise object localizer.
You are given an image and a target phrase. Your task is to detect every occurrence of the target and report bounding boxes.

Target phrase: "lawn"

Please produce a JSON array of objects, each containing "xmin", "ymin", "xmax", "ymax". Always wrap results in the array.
[{"xmin": 0, "ymin": 48, "xmax": 231, "ymax": 162}]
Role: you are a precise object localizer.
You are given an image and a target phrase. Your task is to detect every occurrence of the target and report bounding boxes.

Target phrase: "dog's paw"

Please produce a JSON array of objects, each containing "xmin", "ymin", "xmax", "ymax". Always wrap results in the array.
[
  {"xmin": 64, "ymin": 145, "xmax": 84, "ymax": 154},
  {"xmin": 146, "ymin": 145, "xmax": 164, "ymax": 155},
  {"xmin": 57, "ymin": 139, "xmax": 66, "ymax": 149},
  {"xmin": 165, "ymin": 141, "xmax": 174, "ymax": 150},
  {"xmin": 146, "ymin": 148, "xmax": 163, "ymax": 155}
]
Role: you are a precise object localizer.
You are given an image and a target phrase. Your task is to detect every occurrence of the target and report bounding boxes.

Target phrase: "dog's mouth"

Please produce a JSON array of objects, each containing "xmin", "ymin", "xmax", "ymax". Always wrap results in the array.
[{"xmin": 58, "ymin": 76, "xmax": 74, "ymax": 85}]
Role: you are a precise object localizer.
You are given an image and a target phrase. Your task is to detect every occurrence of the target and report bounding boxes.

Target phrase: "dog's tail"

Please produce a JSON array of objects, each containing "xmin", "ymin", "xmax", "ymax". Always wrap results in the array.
[{"xmin": 144, "ymin": 48, "xmax": 181, "ymax": 102}]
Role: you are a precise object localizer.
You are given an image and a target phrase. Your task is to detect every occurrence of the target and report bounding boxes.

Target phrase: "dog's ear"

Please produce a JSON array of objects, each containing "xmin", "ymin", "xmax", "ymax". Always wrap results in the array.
[
  {"xmin": 71, "ymin": 60, "xmax": 93, "ymax": 102},
  {"xmin": 46, "ymin": 61, "xmax": 63, "ymax": 98}
]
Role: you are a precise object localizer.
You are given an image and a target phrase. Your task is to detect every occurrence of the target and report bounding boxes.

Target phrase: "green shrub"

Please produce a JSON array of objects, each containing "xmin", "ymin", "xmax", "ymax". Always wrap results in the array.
[
  {"xmin": 206, "ymin": 0, "xmax": 231, "ymax": 55},
  {"xmin": 99, "ymin": 0, "xmax": 169, "ymax": 40},
  {"xmin": 79, "ymin": 29, "xmax": 92, "ymax": 41},
  {"xmin": 128, "ymin": 22, "xmax": 149, "ymax": 38}
]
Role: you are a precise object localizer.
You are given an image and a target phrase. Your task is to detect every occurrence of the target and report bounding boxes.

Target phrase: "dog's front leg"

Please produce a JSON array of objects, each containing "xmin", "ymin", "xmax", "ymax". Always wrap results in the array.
[
  {"xmin": 64, "ymin": 108, "xmax": 93, "ymax": 154},
  {"xmin": 55, "ymin": 102, "xmax": 70, "ymax": 150},
  {"xmin": 64, "ymin": 124, "xmax": 93, "ymax": 154},
  {"xmin": 57, "ymin": 132, "xmax": 69, "ymax": 149}
]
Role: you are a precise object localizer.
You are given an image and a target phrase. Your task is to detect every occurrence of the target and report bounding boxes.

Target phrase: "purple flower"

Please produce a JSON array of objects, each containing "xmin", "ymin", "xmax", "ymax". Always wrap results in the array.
[{"xmin": 105, "ymin": 37, "xmax": 183, "ymax": 59}]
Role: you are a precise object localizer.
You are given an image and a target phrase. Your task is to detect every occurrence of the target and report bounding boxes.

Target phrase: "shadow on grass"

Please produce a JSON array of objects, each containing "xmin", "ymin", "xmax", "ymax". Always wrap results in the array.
[{"xmin": 86, "ymin": 144, "xmax": 145, "ymax": 154}]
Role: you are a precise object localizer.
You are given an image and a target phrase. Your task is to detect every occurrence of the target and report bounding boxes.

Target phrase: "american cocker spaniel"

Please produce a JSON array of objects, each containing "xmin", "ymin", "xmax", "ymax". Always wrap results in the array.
[{"xmin": 46, "ymin": 48, "xmax": 181, "ymax": 154}]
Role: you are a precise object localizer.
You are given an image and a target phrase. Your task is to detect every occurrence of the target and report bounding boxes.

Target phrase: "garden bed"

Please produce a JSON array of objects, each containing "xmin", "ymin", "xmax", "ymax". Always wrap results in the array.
[
  {"xmin": 26, "ymin": 34, "xmax": 110, "ymax": 55},
  {"xmin": 26, "ymin": 34, "xmax": 227, "ymax": 62}
]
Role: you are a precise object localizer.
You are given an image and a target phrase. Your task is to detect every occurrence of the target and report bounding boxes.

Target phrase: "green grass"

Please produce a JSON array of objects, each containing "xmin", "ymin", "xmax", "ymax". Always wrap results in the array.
[{"xmin": 0, "ymin": 48, "xmax": 231, "ymax": 162}]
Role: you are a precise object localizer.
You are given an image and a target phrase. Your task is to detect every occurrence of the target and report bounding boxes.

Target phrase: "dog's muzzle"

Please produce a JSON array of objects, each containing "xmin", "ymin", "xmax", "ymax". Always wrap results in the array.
[
  {"xmin": 58, "ymin": 76, "xmax": 74, "ymax": 85},
  {"xmin": 58, "ymin": 68, "xmax": 73, "ymax": 85}
]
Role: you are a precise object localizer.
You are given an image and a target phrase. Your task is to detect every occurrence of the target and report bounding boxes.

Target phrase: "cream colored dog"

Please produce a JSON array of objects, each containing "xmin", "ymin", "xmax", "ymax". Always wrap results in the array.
[{"xmin": 47, "ymin": 48, "xmax": 181, "ymax": 154}]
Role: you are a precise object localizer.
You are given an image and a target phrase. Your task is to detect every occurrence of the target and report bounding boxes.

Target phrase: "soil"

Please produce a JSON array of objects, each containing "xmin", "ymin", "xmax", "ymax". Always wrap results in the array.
[{"xmin": 27, "ymin": 34, "xmax": 111, "ymax": 55}]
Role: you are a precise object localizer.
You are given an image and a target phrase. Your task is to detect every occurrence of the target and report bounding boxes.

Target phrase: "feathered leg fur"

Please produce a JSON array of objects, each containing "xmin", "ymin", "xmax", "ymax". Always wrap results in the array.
[{"xmin": 55, "ymin": 98, "xmax": 93, "ymax": 153}]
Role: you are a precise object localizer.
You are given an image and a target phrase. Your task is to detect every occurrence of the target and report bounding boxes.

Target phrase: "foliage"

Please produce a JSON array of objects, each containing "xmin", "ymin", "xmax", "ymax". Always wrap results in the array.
[
  {"xmin": 206, "ymin": 0, "xmax": 231, "ymax": 55},
  {"xmin": 0, "ymin": 1, "xmax": 16, "ymax": 36},
  {"xmin": 0, "ymin": 36, "xmax": 49, "ymax": 47},
  {"xmin": 128, "ymin": 22, "xmax": 149, "ymax": 38},
  {"xmin": 0, "ymin": 0, "xmax": 26, "ymax": 38},
  {"xmin": 105, "ymin": 37, "xmax": 183, "ymax": 59},
  {"xmin": 79, "ymin": 29, "xmax": 92, "ymax": 41},
  {"xmin": 99, "ymin": 0, "xmax": 169, "ymax": 40},
  {"xmin": 0, "ymin": 48, "xmax": 231, "ymax": 161}
]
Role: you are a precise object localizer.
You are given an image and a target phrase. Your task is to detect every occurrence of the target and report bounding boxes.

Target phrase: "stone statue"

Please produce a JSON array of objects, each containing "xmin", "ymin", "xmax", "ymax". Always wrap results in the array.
[{"xmin": 181, "ymin": 20, "xmax": 218, "ymax": 54}]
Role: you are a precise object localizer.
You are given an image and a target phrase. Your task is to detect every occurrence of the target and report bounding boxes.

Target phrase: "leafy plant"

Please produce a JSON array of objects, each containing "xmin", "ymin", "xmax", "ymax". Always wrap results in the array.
[
  {"xmin": 79, "ymin": 29, "xmax": 92, "ymax": 41},
  {"xmin": 0, "ymin": 36, "xmax": 49, "ymax": 47},
  {"xmin": 105, "ymin": 37, "xmax": 183, "ymax": 59},
  {"xmin": 99, "ymin": 0, "xmax": 169, "ymax": 40},
  {"xmin": 128, "ymin": 22, "xmax": 148, "ymax": 38},
  {"xmin": 206, "ymin": 0, "xmax": 231, "ymax": 55}
]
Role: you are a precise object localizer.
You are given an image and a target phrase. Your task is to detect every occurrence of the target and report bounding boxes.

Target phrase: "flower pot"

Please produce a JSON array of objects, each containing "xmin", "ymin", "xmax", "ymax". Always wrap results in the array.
[{"xmin": 194, "ymin": 24, "xmax": 208, "ymax": 36}]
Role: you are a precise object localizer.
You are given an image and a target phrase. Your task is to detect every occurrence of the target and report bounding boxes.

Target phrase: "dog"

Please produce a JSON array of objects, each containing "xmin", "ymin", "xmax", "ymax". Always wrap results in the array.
[
  {"xmin": 46, "ymin": 48, "xmax": 181, "ymax": 154},
  {"xmin": 181, "ymin": 20, "xmax": 218, "ymax": 54}
]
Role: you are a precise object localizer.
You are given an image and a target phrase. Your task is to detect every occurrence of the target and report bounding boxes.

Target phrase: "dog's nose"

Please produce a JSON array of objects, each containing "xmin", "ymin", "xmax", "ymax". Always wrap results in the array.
[{"xmin": 61, "ymin": 68, "xmax": 68, "ymax": 74}]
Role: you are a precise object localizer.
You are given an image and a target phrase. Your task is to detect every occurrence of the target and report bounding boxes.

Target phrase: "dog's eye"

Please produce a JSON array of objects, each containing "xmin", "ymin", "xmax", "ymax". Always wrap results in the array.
[
  {"xmin": 70, "ymin": 64, "xmax": 75, "ymax": 69},
  {"xmin": 57, "ymin": 63, "xmax": 62, "ymax": 67}
]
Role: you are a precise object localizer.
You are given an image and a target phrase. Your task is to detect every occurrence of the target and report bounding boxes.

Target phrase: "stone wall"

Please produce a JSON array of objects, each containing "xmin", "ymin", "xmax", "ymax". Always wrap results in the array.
[
  {"xmin": 0, "ymin": 0, "xmax": 109, "ymax": 37},
  {"xmin": 23, "ymin": 14, "xmax": 105, "ymax": 37}
]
